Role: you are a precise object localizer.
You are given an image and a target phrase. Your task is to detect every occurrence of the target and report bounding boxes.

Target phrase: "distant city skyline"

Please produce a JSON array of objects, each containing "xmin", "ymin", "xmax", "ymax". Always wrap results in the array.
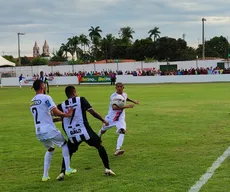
[{"xmin": 0, "ymin": 0, "xmax": 229, "ymax": 57}]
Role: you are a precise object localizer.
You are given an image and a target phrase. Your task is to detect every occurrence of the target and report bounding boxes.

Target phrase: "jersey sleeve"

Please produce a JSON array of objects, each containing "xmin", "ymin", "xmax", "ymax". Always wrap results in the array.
[
  {"xmin": 57, "ymin": 103, "xmax": 63, "ymax": 112},
  {"xmin": 45, "ymin": 96, "xmax": 56, "ymax": 111},
  {"xmin": 80, "ymin": 97, "xmax": 92, "ymax": 111}
]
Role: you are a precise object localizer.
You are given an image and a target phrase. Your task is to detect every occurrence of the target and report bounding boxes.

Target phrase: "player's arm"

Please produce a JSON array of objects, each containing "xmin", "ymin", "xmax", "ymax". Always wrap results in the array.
[
  {"xmin": 51, "ymin": 107, "xmax": 73, "ymax": 118},
  {"xmin": 88, "ymin": 108, "xmax": 108, "ymax": 124},
  {"xmin": 53, "ymin": 104, "xmax": 63, "ymax": 122},
  {"xmin": 127, "ymin": 97, "xmax": 139, "ymax": 104},
  {"xmin": 112, "ymin": 104, "xmax": 134, "ymax": 110},
  {"xmin": 80, "ymin": 97, "xmax": 108, "ymax": 124},
  {"xmin": 46, "ymin": 97, "xmax": 73, "ymax": 118},
  {"xmin": 53, "ymin": 117, "xmax": 62, "ymax": 122}
]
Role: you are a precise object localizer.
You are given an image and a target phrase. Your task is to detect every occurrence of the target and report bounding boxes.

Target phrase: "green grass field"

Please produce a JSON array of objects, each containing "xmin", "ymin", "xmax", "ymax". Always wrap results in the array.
[{"xmin": 0, "ymin": 83, "xmax": 230, "ymax": 192}]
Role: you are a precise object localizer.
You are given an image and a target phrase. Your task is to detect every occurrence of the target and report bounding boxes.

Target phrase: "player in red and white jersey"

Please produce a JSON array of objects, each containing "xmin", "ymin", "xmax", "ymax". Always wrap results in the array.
[
  {"xmin": 98, "ymin": 82, "xmax": 139, "ymax": 156},
  {"xmin": 30, "ymin": 79, "xmax": 76, "ymax": 182}
]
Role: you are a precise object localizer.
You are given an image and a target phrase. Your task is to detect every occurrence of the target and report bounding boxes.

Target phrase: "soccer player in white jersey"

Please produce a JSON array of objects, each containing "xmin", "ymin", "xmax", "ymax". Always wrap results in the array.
[
  {"xmin": 30, "ymin": 79, "xmax": 76, "ymax": 182},
  {"xmin": 98, "ymin": 82, "xmax": 139, "ymax": 156},
  {"xmin": 55, "ymin": 85, "xmax": 115, "ymax": 180}
]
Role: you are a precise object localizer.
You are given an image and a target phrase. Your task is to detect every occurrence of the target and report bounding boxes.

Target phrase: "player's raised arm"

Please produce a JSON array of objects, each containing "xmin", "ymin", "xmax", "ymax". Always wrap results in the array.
[{"xmin": 127, "ymin": 97, "xmax": 139, "ymax": 104}]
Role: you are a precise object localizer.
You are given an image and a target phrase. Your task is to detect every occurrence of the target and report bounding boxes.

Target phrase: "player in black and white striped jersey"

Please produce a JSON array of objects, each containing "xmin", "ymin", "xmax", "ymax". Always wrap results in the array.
[
  {"xmin": 39, "ymin": 71, "xmax": 49, "ymax": 94},
  {"xmin": 54, "ymin": 85, "xmax": 115, "ymax": 180}
]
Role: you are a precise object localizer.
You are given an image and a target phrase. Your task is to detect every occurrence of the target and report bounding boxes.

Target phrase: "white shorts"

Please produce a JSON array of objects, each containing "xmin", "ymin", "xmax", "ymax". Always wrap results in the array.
[
  {"xmin": 102, "ymin": 116, "xmax": 126, "ymax": 134},
  {"xmin": 39, "ymin": 132, "xmax": 66, "ymax": 149},
  {"xmin": 19, "ymin": 80, "xmax": 22, "ymax": 84}
]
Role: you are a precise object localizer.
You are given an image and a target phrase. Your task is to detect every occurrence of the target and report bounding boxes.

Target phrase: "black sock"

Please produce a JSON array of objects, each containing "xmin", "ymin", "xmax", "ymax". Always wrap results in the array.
[{"xmin": 97, "ymin": 145, "xmax": 110, "ymax": 169}]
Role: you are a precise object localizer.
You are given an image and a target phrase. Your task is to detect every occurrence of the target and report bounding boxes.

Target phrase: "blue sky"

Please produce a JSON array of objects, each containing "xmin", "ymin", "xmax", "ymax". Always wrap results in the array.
[{"xmin": 0, "ymin": 0, "xmax": 229, "ymax": 57}]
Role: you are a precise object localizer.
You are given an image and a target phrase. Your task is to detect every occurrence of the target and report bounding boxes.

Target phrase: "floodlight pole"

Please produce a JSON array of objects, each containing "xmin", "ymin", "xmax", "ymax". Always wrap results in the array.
[
  {"xmin": 17, "ymin": 33, "xmax": 25, "ymax": 66},
  {"xmin": 202, "ymin": 18, "xmax": 206, "ymax": 60}
]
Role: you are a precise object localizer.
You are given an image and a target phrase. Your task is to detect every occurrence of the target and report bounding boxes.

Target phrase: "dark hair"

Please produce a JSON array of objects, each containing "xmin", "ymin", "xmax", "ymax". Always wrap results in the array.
[
  {"xmin": 33, "ymin": 79, "xmax": 43, "ymax": 91},
  {"xmin": 116, "ymin": 82, "xmax": 124, "ymax": 86},
  {"xmin": 65, "ymin": 86, "xmax": 76, "ymax": 98}
]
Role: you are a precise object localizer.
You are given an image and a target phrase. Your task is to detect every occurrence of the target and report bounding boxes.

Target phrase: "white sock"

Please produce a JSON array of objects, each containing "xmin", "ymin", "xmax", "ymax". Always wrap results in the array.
[
  {"xmin": 62, "ymin": 143, "xmax": 71, "ymax": 171},
  {"xmin": 116, "ymin": 134, "xmax": 125, "ymax": 150},
  {"xmin": 43, "ymin": 151, "xmax": 53, "ymax": 177}
]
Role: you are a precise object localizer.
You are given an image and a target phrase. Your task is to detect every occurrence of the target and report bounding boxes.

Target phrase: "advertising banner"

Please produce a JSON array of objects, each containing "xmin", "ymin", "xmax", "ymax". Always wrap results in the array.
[
  {"xmin": 23, "ymin": 76, "xmax": 54, "ymax": 84},
  {"xmin": 81, "ymin": 76, "xmax": 111, "ymax": 83}
]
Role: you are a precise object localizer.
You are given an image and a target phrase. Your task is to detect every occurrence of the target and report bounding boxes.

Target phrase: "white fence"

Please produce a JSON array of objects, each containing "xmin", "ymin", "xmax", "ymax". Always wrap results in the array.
[
  {"xmin": 1, "ymin": 74, "xmax": 230, "ymax": 87},
  {"xmin": 0, "ymin": 60, "xmax": 228, "ymax": 77}
]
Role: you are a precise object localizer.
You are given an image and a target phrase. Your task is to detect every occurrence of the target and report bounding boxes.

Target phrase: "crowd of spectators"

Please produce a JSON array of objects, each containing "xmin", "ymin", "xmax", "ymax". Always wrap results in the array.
[{"xmin": 30, "ymin": 67, "xmax": 230, "ymax": 78}]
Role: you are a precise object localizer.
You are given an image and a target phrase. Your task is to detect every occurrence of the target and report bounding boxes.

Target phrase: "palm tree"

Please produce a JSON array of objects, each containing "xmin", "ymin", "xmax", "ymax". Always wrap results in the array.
[
  {"xmin": 67, "ymin": 36, "xmax": 80, "ymax": 60},
  {"xmin": 79, "ymin": 34, "xmax": 90, "ymax": 53},
  {"xmin": 100, "ymin": 34, "xmax": 115, "ymax": 62},
  {"xmin": 118, "ymin": 26, "xmax": 135, "ymax": 45},
  {"xmin": 60, "ymin": 43, "xmax": 69, "ymax": 58},
  {"xmin": 148, "ymin": 27, "xmax": 161, "ymax": 41},
  {"xmin": 88, "ymin": 26, "xmax": 102, "ymax": 60},
  {"xmin": 50, "ymin": 49, "xmax": 66, "ymax": 61},
  {"xmin": 88, "ymin": 26, "xmax": 102, "ymax": 40}
]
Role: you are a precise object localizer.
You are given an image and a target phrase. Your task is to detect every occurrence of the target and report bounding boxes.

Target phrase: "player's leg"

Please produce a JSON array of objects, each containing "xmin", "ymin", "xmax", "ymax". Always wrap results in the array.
[
  {"xmin": 114, "ymin": 121, "xmax": 127, "ymax": 156},
  {"xmin": 57, "ymin": 139, "xmax": 79, "ymax": 181},
  {"xmin": 52, "ymin": 133, "xmax": 76, "ymax": 175},
  {"xmin": 86, "ymin": 131, "xmax": 115, "ymax": 175},
  {"xmin": 40, "ymin": 140, "xmax": 55, "ymax": 182},
  {"xmin": 98, "ymin": 118, "xmax": 115, "ymax": 137}
]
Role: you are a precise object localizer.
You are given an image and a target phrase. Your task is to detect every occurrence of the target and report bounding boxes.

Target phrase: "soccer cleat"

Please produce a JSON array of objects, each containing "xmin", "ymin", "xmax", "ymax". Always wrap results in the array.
[
  {"xmin": 114, "ymin": 149, "xmax": 124, "ymax": 156},
  {"xmin": 56, "ymin": 173, "xmax": 65, "ymax": 181},
  {"xmin": 42, "ymin": 176, "xmax": 50, "ymax": 182},
  {"xmin": 65, "ymin": 168, "xmax": 77, "ymax": 176},
  {"xmin": 104, "ymin": 168, "xmax": 116, "ymax": 176}
]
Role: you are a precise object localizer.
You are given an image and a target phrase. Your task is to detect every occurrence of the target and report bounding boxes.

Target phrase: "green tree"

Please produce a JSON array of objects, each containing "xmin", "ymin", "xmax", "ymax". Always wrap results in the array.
[
  {"xmin": 79, "ymin": 34, "xmax": 90, "ymax": 53},
  {"xmin": 118, "ymin": 26, "xmax": 135, "ymax": 45},
  {"xmin": 100, "ymin": 34, "xmax": 116, "ymax": 62},
  {"xmin": 67, "ymin": 36, "xmax": 80, "ymax": 60},
  {"xmin": 60, "ymin": 43, "xmax": 69, "ymax": 58},
  {"xmin": 196, "ymin": 36, "xmax": 229, "ymax": 58},
  {"xmin": 50, "ymin": 49, "xmax": 67, "ymax": 61},
  {"xmin": 20, "ymin": 56, "xmax": 31, "ymax": 65},
  {"xmin": 3, "ymin": 55, "xmax": 16, "ymax": 63},
  {"xmin": 129, "ymin": 38, "xmax": 154, "ymax": 61},
  {"xmin": 31, "ymin": 57, "xmax": 48, "ymax": 65},
  {"xmin": 88, "ymin": 26, "xmax": 102, "ymax": 60},
  {"xmin": 148, "ymin": 27, "xmax": 161, "ymax": 41}
]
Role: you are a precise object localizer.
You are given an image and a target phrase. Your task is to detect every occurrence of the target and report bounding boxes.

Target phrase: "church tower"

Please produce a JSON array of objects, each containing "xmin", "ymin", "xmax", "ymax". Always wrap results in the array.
[
  {"xmin": 33, "ymin": 41, "xmax": 40, "ymax": 57},
  {"xmin": 42, "ymin": 40, "xmax": 49, "ymax": 57}
]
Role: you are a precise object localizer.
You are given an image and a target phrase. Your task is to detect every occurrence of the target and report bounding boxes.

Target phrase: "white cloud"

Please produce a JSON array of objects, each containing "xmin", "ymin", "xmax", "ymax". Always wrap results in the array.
[{"xmin": 0, "ymin": 0, "xmax": 229, "ymax": 56}]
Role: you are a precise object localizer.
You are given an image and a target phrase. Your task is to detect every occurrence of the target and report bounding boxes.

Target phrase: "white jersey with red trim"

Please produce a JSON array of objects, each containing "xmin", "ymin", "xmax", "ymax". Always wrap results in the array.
[{"xmin": 106, "ymin": 92, "xmax": 127, "ymax": 122}]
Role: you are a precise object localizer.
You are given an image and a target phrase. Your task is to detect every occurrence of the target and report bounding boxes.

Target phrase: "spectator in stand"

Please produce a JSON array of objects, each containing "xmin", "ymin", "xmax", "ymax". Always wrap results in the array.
[
  {"xmin": 77, "ymin": 73, "xmax": 82, "ymax": 85},
  {"xmin": 110, "ymin": 71, "xmax": 116, "ymax": 85}
]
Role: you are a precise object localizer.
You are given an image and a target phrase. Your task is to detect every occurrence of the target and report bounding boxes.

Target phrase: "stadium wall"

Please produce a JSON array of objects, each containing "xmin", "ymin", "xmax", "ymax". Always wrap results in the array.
[
  {"xmin": 0, "ymin": 60, "xmax": 227, "ymax": 77},
  {"xmin": 1, "ymin": 75, "xmax": 230, "ymax": 87}
]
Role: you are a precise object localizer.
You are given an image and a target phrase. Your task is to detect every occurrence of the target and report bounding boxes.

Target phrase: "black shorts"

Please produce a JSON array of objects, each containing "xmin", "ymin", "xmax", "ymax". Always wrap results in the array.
[{"xmin": 67, "ymin": 128, "xmax": 102, "ymax": 154}]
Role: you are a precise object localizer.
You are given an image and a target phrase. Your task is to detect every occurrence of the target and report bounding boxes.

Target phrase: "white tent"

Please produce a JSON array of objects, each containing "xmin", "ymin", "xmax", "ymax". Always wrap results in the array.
[{"xmin": 0, "ymin": 56, "xmax": 16, "ymax": 66}]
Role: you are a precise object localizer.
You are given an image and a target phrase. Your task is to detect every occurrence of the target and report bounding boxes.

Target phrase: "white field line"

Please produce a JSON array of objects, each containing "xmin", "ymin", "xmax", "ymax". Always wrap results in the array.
[{"xmin": 188, "ymin": 146, "xmax": 230, "ymax": 192}]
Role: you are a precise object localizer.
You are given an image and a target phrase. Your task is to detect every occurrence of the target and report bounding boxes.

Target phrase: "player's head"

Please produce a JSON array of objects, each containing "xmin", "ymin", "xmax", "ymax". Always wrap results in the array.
[
  {"xmin": 33, "ymin": 79, "xmax": 45, "ymax": 92},
  {"xmin": 65, "ymin": 85, "xmax": 77, "ymax": 98},
  {"xmin": 115, "ymin": 82, "xmax": 124, "ymax": 94},
  {"xmin": 40, "ymin": 71, "xmax": 44, "ymax": 76}
]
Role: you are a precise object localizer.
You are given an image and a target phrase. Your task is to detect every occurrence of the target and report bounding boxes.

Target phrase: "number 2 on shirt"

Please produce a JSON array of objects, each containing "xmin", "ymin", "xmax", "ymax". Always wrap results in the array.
[{"xmin": 32, "ymin": 107, "xmax": 41, "ymax": 124}]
